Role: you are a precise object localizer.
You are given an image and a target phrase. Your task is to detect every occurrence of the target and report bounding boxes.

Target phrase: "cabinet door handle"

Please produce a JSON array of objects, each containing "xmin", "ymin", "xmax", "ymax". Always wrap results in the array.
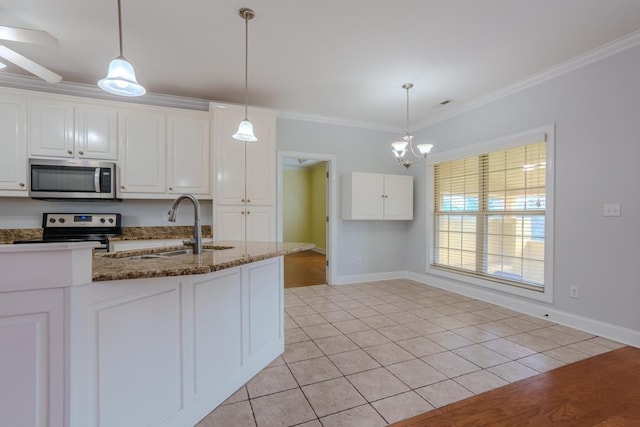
[
  {"xmin": 78, "ymin": 150, "xmax": 84, "ymax": 155},
  {"xmin": 19, "ymin": 182, "xmax": 25, "ymax": 187},
  {"xmin": 67, "ymin": 150, "xmax": 73, "ymax": 155}
]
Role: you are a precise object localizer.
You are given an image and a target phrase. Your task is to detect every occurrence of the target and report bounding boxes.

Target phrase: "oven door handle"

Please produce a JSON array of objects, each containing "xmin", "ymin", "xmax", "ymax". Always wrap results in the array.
[{"xmin": 94, "ymin": 168, "xmax": 101, "ymax": 193}]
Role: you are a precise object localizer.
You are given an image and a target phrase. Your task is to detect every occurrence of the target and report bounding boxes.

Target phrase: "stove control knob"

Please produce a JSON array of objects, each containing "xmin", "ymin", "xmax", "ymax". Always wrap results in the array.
[
  {"xmin": 49, "ymin": 218, "xmax": 56, "ymax": 223},
  {"xmin": 59, "ymin": 218, "xmax": 65, "ymax": 223},
  {"xmin": 108, "ymin": 218, "xmax": 114, "ymax": 223},
  {"xmin": 100, "ymin": 218, "xmax": 106, "ymax": 224}
]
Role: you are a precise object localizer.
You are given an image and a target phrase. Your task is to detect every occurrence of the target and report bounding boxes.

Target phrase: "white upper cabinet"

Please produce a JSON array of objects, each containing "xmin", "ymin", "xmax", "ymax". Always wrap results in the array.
[
  {"xmin": 343, "ymin": 172, "xmax": 413, "ymax": 220},
  {"xmin": 213, "ymin": 105, "xmax": 276, "ymax": 206},
  {"xmin": 167, "ymin": 112, "xmax": 211, "ymax": 196},
  {"xmin": 117, "ymin": 109, "xmax": 167, "ymax": 196},
  {"xmin": 75, "ymin": 104, "xmax": 118, "ymax": 159},
  {"xmin": 28, "ymin": 98, "xmax": 117, "ymax": 160},
  {"xmin": 0, "ymin": 94, "xmax": 27, "ymax": 195}
]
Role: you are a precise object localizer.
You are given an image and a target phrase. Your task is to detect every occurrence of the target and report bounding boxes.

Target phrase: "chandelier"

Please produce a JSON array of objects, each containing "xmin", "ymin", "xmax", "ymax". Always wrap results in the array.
[{"xmin": 391, "ymin": 83, "xmax": 433, "ymax": 168}]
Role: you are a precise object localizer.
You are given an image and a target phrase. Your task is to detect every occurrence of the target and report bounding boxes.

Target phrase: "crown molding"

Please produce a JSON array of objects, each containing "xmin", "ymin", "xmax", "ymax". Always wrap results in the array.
[
  {"xmin": 277, "ymin": 110, "xmax": 402, "ymax": 133},
  {"xmin": 415, "ymin": 29, "xmax": 640, "ymax": 130},
  {"xmin": 0, "ymin": 73, "xmax": 210, "ymax": 111}
]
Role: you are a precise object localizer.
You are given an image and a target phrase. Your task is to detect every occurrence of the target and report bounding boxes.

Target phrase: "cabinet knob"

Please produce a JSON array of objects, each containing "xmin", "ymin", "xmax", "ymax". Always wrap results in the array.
[
  {"xmin": 169, "ymin": 187, "xmax": 173, "ymax": 191},
  {"xmin": 247, "ymin": 199, "xmax": 251, "ymax": 203},
  {"xmin": 78, "ymin": 150, "xmax": 84, "ymax": 155},
  {"xmin": 120, "ymin": 186, "xmax": 125, "ymax": 190},
  {"xmin": 247, "ymin": 211, "xmax": 250, "ymax": 215},
  {"xmin": 241, "ymin": 211, "xmax": 245, "ymax": 215},
  {"xmin": 19, "ymin": 182, "xmax": 25, "ymax": 187},
  {"xmin": 241, "ymin": 199, "xmax": 245, "ymax": 203},
  {"xmin": 67, "ymin": 150, "xmax": 73, "ymax": 155}
]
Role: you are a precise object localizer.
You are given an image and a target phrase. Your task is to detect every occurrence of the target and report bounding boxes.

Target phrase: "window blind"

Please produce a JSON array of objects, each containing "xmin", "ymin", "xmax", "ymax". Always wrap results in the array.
[{"xmin": 432, "ymin": 136, "xmax": 546, "ymax": 290}]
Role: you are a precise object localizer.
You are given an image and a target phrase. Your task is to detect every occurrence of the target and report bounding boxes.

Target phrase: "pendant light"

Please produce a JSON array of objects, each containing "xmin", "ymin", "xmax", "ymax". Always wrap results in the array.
[
  {"xmin": 98, "ymin": 0, "xmax": 146, "ymax": 97},
  {"xmin": 233, "ymin": 8, "xmax": 257, "ymax": 142},
  {"xmin": 391, "ymin": 83, "xmax": 433, "ymax": 168}
]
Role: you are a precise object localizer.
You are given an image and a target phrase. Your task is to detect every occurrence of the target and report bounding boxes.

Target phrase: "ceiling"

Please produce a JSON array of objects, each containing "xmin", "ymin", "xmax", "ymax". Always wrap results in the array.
[{"xmin": 2, "ymin": 0, "xmax": 640, "ymax": 130}]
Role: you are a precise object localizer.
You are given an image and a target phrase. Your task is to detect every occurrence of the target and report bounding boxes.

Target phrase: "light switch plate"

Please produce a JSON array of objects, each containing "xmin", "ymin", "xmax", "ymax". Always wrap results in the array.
[{"xmin": 603, "ymin": 203, "xmax": 621, "ymax": 217}]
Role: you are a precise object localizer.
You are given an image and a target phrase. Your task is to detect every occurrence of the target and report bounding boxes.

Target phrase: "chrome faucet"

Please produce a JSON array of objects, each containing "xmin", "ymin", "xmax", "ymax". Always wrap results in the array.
[{"xmin": 168, "ymin": 193, "xmax": 203, "ymax": 254}]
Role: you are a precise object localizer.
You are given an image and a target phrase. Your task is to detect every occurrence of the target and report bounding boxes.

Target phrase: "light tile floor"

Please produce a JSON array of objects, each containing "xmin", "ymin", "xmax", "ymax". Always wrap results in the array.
[{"xmin": 197, "ymin": 279, "xmax": 625, "ymax": 427}]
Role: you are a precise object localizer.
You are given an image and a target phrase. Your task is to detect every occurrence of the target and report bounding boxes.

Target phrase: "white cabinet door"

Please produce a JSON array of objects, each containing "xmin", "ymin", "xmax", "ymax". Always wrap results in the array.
[
  {"xmin": 75, "ymin": 104, "xmax": 118, "ymax": 160},
  {"xmin": 214, "ymin": 205, "xmax": 247, "ymax": 241},
  {"xmin": 383, "ymin": 174, "xmax": 413, "ymax": 220},
  {"xmin": 213, "ymin": 105, "xmax": 276, "ymax": 206},
  {"xmin": 118, "ymin": 109, "xmax": 167, "ymax": 196},
  {"xmin": 28, "ymin": 99, "xmax": 75, "ymax": 158},
  {"xmin": 244, "ymin": 257, "xmax": 282, "ymax": 360},
  {"xmin": 342, "ymin": 172, "xmax": 413, "ymax": 220},
  {"xmin": 0, "ymin": 95, "xmax": 27, "ymax": 194},
  {"xmin": 0, "ymin": 288, "xmax": 64, "ymax": 427},
  {"xmin": 343, "ymin": 172, "xmax": 384, "ymax": 219},
  {"xmin": 214, "ymin": 205, "xmax": 275, "ymax": 242},
  {"xmin": 167, "ymin": 112, "xmax": 211, "ymax": 197},
  {"xmin": 245, "ymin": 112, "xmax": 276, "ymax": 206},
  {"xmin": 213, "ymin": 107, "xmax": 246, "ymax": 205},
  {"xmin": 246, "ymin": 205, "xmax": 276, "ymax": 242}
]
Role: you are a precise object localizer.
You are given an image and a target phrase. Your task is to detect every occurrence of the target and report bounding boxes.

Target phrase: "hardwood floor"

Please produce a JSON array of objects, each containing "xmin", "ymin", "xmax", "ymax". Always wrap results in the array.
[
  {"xmin": 284, "ymin": 250, "xmax": 326, "ymax": 288},
  {"xmin": 390, "ymin": 346, "xmax": 640, "ymax": 427}
]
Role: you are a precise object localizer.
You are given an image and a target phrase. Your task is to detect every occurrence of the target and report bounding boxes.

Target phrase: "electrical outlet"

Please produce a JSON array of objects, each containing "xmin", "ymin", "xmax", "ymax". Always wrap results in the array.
[
  {"xmin": 570, "ymin": 286, "xmax": 579, "ymax": 298},
  {"xmin": 603, "ymin": 203, "xmax": 621, "ymax": 217},
  {"xmin": 356, "ymin": 257, "xmax": 362, "ymax": 265}
]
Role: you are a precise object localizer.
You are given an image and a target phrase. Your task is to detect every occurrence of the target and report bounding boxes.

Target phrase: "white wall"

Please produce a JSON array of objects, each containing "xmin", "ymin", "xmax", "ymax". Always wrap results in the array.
[
  {"xmin": 276, "ymin": 119, "xmax": 413, "ymax": 278},
  {"xmin": 409, "ymin": 44, "xmax": 640, "ymax": 334},
  {"xmin": 0, "ymin": 198, "xmax": 213, "ymax": 228}
]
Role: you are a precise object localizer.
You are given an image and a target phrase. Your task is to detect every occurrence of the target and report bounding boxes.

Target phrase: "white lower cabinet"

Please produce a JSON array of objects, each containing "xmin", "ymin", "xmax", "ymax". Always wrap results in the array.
[
  {"xmin": 214, "ymin": 205, "xmax": 276, "ymax": 242},
  {"xmin": 68, "ymin": 257, "xmax": 283, "ymax": 427},
  {"xmin": 0, "ymin": 288, "xmax": 64, "ymax": 427}
]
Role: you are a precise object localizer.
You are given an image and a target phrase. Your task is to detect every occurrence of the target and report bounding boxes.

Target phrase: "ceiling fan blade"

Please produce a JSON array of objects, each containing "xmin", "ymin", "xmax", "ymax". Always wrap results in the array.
[
  {"xmin": 0, "ymin": 26, "xmax": 58, "ymax": 46},
  {"xmin": 0, "ymin": 45, "xmax": 61, "ymax": 83}
]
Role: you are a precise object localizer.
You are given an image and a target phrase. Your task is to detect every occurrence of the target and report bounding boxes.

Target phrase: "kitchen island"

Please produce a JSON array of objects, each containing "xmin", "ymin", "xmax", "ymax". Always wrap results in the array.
[{"xmin": 0, "ymin": 240, "xmax": 313, "ymax": 427}]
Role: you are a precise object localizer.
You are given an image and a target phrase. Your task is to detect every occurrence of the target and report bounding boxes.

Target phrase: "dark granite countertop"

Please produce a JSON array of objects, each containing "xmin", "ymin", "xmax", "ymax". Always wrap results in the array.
[{"xmin": 92, "ymin": 241, "xmax": 314, "ymax": 282}]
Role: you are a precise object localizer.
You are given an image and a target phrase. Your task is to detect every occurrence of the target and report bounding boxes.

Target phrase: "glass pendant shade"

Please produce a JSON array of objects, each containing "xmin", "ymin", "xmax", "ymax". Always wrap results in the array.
[
  {"xmin": 391, "ymin": 140, "xmax": 408, "ymax": 155},
  {"xmin": 417, "ymin": 143, "xmax": 434, "ymax": 155},
  {"xmin": 98, "ymin": 57, "xmax": 145, "ymax": 97},
  {"xmin": 233, "ymin": 119, "xmax": 257, "ymax": 142}
]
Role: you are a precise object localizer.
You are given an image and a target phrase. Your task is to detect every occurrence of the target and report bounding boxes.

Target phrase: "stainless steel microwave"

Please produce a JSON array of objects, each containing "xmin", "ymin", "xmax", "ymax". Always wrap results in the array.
[{"xmin": 29, "ymin": 158, "xmax": 117, "ymax": 200}]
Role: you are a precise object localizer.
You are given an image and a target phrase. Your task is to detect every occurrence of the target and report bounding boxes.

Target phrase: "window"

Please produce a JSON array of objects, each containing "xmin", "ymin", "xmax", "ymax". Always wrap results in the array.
[{"xmin": 430, "ymin": 131, "xmax": 550, "ymax": 294}]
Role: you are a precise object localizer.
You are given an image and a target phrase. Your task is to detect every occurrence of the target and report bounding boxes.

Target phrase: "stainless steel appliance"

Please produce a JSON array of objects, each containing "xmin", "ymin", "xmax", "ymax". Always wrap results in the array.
[
  {"xmin": 13, "ymin": 213, "xmax": 122, "ymax": 251},
  {"xmin": 29, "ymin": 158, "xmax": 117, "ymax": 200}
]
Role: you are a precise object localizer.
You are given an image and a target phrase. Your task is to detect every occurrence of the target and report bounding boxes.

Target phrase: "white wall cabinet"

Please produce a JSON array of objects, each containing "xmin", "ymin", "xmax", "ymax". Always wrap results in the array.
[
  {"xmin": 214, "ymin": 205, "xmax": 276, "ymax": 242},
  {"xmin": 212, "ymin": 104, "xmax": 277, "ymax": 240},
  {"xmin": 28, "ymin": 98, "xmax": 118, "ymax": 160},
  {"xmin": 343, "ymin": 172, "xmax": 413, "ymax": 220},
  {"xmin": 117, "ymin": 109, "xmax": 167, "ymax": 196},
  {"xmin": 118, "ymin": 108, "xmax": 211, "ymax": 199},
  {"xmin": 0, "ymin": 94, "xmax": 27, "ymax": 195},
  {"xmin": 167, "ymin": 112, "xmax": 211, "ymax": 196},
  {"xmin": 0, "ymin": 288, "xmax": 64, "ymax": 427}
]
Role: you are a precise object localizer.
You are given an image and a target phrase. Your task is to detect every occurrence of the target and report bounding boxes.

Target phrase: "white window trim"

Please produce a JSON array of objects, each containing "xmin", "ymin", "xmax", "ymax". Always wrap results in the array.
[{"xmin": 425, "ymin": 125, "xmax": 555, "ymax": 303}]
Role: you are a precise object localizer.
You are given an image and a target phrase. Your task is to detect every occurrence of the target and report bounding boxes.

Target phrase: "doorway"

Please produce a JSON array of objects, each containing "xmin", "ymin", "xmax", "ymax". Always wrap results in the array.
[{"xmin": 277, "ymin": 151, "xmax": 337, "ymax": 286}]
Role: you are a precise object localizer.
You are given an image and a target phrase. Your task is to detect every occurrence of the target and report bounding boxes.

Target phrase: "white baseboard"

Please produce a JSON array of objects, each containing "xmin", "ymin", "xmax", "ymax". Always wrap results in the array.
[
  {"xmin": 334, "ymin": 271, "xmax": 405, "ymax": 285},
  {"xmin": 404, "ymin": 271, "xmax": 640, "ymax": 349}
]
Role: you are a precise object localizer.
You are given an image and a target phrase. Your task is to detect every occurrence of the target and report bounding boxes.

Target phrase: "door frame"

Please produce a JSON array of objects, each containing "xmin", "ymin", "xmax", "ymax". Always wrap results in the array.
[{"xmin": 276, "ymin": 151, "xmax": 337, "ymax": 285}]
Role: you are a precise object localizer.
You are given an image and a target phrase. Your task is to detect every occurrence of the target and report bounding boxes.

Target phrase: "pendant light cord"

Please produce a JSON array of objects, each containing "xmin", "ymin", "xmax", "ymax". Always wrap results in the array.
[
  {"xmin": 405, "ymin": 85, "xmax": 410, "ymax": 136},
  {"xmin": 243, "ymin": 12, "xmax": 249, "ymax": 120},
  {"xmin": 117, "ymin": 0, "xmax": 124, "ymax": 57}
]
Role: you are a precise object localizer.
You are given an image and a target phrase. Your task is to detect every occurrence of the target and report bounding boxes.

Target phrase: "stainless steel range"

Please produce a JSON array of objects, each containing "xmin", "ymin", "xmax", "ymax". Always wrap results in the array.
[{"xmin": 14, "ymin": 213, "xmax": 122, "ymax": 251}]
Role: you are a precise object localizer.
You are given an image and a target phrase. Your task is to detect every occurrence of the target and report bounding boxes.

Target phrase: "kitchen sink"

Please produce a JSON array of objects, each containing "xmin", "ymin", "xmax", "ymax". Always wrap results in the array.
[{"xmin": 114, "ymin": 245, "xmax": 234, "ymax": 260}]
